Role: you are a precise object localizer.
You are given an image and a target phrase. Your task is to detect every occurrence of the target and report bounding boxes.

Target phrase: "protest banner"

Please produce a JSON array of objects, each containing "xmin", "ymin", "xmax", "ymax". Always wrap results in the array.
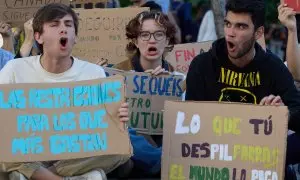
[
  {"xmin": 165, "ymin": 41, "xmax": 213, "ymax": 75},
  {"xmin": 0, "ymin": 75, "xmax": 132, "ymax": 162},
  {"xmin": 104, "ymin": 67, "xmax": 185, "ymax": 134},
  {"xmin": 282, "ymin": 0, "xmax": 300, "ymax": 13},
  {"xmin": 72, "ymin": 7, "xmax": 148, "ymax": 66},
  {"xmin": 0, "ymin": 0, "xmax": 70, "ymax": 27},
  {"xmin": 162, "ymin": 101, "xmax": 288, "ymax": 180}
]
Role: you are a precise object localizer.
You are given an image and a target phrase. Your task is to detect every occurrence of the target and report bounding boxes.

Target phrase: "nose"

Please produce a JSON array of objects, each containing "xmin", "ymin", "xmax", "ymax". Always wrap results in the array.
[
  {"xmin": 148, "ymin": 34, "xmax": 156, "ymax": 43},
  {"xmin": 225, "ymin": 27, "xmax": 235, "ymax": 38},
  {"xmin": 59, "ymin": 25, "xmax": 67, "ymax": 35}
]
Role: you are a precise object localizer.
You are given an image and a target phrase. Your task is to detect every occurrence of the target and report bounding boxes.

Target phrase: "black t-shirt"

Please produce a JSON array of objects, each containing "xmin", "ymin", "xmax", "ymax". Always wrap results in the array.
[{"xmin": 186, "ymin": 38, "xmax": 300, "ymax": 132}]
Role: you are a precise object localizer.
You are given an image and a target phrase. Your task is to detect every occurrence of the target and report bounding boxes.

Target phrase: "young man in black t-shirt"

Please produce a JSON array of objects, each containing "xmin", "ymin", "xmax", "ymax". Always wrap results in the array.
[{"xmin": 186, "ymin": 0, "xmax": 300, "ymax": 172}]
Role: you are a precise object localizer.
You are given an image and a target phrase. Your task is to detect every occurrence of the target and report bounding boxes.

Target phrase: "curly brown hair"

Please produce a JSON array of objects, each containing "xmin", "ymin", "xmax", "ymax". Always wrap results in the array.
[{"xmin": 125, "ymin": 11, "xmax": 177, "ymax": 56}]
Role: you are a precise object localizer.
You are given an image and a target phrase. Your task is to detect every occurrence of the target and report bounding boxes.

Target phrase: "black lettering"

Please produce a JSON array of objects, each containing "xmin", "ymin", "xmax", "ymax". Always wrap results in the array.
[
  {"xmin": 241, "ymin": 169, "xmax": 246, "ymax": 180},
  {"xmin": 264, "ymin": 115, "xmax": 273, "ymax": 135},
  {"xmin": 191, "ymin": 144, "xmax": 200, "ymax": 158},
  {"xmin": 182, "ymin": 143, "xmax": 190, "ymax": 157},
  {"xmin": 249, "ymin": 119, "xmax": 264, "ymax": 134},
  {"xmin": 200, "ymin": 142, "xmax": 210, "ymax": 158}
]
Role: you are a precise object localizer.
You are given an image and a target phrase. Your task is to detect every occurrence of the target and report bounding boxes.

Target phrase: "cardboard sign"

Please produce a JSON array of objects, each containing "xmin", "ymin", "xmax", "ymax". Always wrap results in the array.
[
  {"xmin": 282, "ymin": 0, "xmax": 300, "ymax": 13},
  {"xmin": 0, "ymin": 75, "xmax": 132, "ymax": 162},
  {"xmin": 72, "ymin": 8, "xmax": 148, "ymax": 65},
  {"xmin": 162, "ymin": 101, "xmax": 288, "ymax": 180},
  {"xmin": 0, "ymin": 0, "xmax": 70, "ymax": 27},
  {"xmin": 104, "ymin": 67, "xmax": 185, "ymax": 134},
  {"xmin": 165, "ymin": 41, "xmax": 213, "ymax": 75},
  {"xmin": 104, "ymin": 66, "xmax": 126, "ymax": 77}
]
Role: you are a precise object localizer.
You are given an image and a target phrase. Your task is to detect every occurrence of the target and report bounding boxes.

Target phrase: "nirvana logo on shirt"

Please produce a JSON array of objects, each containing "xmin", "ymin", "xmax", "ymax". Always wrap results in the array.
[{"xmin": 218, "ymin": 67, "xmax": 261, "ymax": 104}]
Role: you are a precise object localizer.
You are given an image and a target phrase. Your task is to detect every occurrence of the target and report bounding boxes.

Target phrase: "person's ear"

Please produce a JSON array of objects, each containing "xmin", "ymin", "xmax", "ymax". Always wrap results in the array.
[{"xmin": 255, "ymin": 26, "xmax": 264, "ymax": 40}]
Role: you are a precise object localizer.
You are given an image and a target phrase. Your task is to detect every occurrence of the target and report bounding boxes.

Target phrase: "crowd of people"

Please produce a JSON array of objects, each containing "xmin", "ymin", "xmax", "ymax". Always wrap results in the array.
[{"xmin": 0, "ymin": 0, "xmax": 300, "ymax": 180}]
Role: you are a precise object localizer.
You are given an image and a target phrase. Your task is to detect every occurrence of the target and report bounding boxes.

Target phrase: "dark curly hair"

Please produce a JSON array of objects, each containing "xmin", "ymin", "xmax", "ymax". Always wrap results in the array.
[
  {"xmin": 125, "ymin": 11, "xmax": 177, "ymax": 56},
  {"xmin": 226, "ymin": 0, "xmax": 265, "ymax": 30}
]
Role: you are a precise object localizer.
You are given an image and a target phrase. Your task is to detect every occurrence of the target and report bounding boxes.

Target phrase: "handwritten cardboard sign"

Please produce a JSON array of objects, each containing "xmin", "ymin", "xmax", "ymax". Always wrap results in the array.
[
  {"xmin": 0, "ymin": 0, "xmax": 70, "ymax": 27},
  {"xmin": 0, "ymin": 75, "xmax": 132, "ymax": 162},
  {"xmin": 104, "ymin": 67, "xmax": 185, "ymax": 134},
  {"xmin": 165, "ymin": 41, "xmax": 213, "ymax": 75},
  {"xmin": 282, "ymin": 0, "xmax": 300, "ymax": 13},
  {"xmin": 162, "ymin": 101, "xmax": 288, "ymax": 180},
  {"xmin": 72, "ymin": 7, "xmax": 148, "ymax": 65}
]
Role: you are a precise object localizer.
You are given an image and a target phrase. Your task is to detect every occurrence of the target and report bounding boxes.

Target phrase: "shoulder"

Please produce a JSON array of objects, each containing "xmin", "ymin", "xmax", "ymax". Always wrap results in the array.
[
  {"xmin": 73, "ymin": 58, "xmax": 106, "ymax": 78},
  {"xmin": 264, "ymin": 50, "xmax": 287, "ymax": 71},
  {"xmin": 262, "ymin": 50, "xmax": 293, "ymax": 80},
  {"xmin": 190, "ymin": 51, "xmax": 213, "ymax": 70},
  {"xmin": 0, "ymin": 48, "xmax": 14, "ymax": 59},
  {"xmin": 4, "ymin": 55, "xmax": 38, "ymax": 70},
  {"xmin": 0, "ymin": 56, "xmax": 37, "ymax": 84}
]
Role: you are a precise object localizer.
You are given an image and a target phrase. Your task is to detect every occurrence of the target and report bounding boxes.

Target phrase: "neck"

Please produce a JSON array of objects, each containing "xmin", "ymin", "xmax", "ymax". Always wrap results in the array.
[
  {"xmin": 140, "ymin": 56, "xmax": 162, "ymax": 70},
  {"xmin": 228, "ymin": 46, "xmax": 256, "ymax": 68},
  {"xmin": 40, "ymin": 53, "xmax": 73, "ymax": 74}
]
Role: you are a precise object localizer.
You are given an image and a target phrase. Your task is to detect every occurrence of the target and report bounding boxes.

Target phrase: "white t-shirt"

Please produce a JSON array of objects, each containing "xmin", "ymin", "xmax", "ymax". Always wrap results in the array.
[{"xmin": 0, "ymin": 55, "xmax": 106, "ymax": 84}]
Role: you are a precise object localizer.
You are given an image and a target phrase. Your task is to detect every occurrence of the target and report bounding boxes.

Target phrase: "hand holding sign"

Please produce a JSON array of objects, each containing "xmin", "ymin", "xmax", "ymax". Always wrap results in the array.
[
  {"xmin": 118, "ymin": 102, "xmax": 129, "ymax": 131},
  {"xmin": 259, "ymin": 95, "xmax": 284, "ymax": 106},
  {"xmin": 282, "ymin": 0, "xmax": 300, "ymax": 13},
  {"xmin": 0, "ymin": 21, "xmax": 11, "ymax": 36},
  {"xmin": 144, "ymin": 65, "xmax": 170, "ymax": 76},
  {"xmin": 278, "ymin": 3, "xmax": 297, "ymax": 32}
]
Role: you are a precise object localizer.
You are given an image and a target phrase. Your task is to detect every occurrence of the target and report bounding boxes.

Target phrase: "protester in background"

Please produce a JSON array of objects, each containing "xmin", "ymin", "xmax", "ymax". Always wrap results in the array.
[
  {"xmin": 130, "ymin": 0, "xmax": 169, "ymax": 14},
  {"xmin": 106, "ymin": 0, "xmax": 120, "ymax": 8},
  {"xmin": 0, "ymin": 21, "xmax": 15, "ymax": 70},
  {"xmin": 0, "ymin": 48, "xmax": 14, "ymax": 70},
  {"xmin": 0, "ymin": 21, "xmax": 14, "ymax": 54},
  {"xmin": 171, "ymin": 0, "xmax": 197, "ymax": 43},
  {"xmin": 196, "ymin": 1, "xmax": 217, "ymax": 42},
  {"xmin": 186, "ymin": 0, "xmax": 300, "ymax": 178},
  {"xmin": 113, "ymin": 11, "xmax": 183, "ymax": 178},
  {"xmin": 0, "ymin": 3, "xmax": 130, "ymax": 180},
  {"xmin": 141, "ymin": 0, "xmax": 162, "ymax": 11},
  {"xmin": 278, "ymin": 4, "xmax": 300, "ymax": 81},
  {"xmin": 13, "ymin": 18, "xmax": 40, "ymax": 58}
]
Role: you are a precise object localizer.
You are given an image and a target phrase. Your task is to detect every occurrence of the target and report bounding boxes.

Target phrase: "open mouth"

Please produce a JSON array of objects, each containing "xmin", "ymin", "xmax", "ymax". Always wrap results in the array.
[
  {"xmin": 148, "ymin": 47, "xmax": 158, "ymax": 53},
  {"xmin": 60, "ymin": 37, "xmax": 68, "ymax": 47},
  {"xmin": 227, "ymin": 41, "xmax": 236, "ymax": 51}
]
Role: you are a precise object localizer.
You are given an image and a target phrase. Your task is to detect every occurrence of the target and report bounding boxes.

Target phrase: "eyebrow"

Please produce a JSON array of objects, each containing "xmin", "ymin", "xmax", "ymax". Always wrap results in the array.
[
  {"xmin": 224, "ymin": 19, "xmax": 249, "ymax": 27},
  {"xmin": 64, "ymin": 20, "xmax": 73, "ymax": 23},
  {"xmin": 235, "ymin": 22, "xmax": 249, "ymax": 28},
  {"xmin": 224, "ymin": 19, "xmax": 230, "ymax": 24},
  {"xmin": 49, "ymin": 19, "xmax": 73, "ymax": 23}
]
